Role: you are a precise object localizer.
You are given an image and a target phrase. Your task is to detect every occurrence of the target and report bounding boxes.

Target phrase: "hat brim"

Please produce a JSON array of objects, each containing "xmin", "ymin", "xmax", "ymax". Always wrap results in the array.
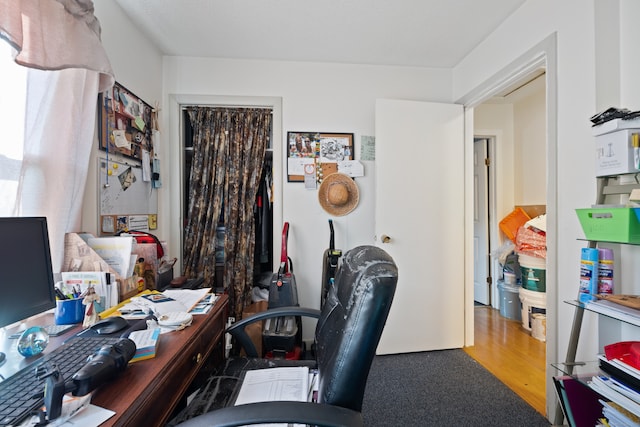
[{"xmin": 318, "ymin": 173, "xmax": 359, "ymax": 216}]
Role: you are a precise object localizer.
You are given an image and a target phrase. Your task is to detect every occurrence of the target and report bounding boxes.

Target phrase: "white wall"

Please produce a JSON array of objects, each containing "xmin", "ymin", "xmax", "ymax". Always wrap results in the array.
[
  {"xmin": 474, "ymin": 103, "xmax": 515, "ymax": 223},
  {"xmin": 83, "ymin": 2, "xmax": 164, "ymax": 235},
  {"xmin": 162, "ymin": 57, "xmax": 452, "ymax": 314},
  {"xmin": 513, "ymin": 84, "xmax": 546, "ymax": 204}
]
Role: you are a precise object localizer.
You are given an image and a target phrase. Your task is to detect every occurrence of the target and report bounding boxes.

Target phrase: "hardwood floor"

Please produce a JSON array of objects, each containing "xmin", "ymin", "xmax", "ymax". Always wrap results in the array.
[{"xmin": 464, "ymin": 305, "xmax": 547, "ymax": 417}]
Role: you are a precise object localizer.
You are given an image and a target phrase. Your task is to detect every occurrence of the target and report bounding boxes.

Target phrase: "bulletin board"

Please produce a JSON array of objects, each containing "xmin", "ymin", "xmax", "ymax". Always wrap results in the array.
[
  {"xmin": 98, "ymin": 81, "xmax": 154, "ymax": 162},
  {"xmin": 287, "ymin": 132, "xmax": 354, "ymax": 182},
  {"xmin": 98, "ymin": 157, "xmax": 158, "ymax": 234}
]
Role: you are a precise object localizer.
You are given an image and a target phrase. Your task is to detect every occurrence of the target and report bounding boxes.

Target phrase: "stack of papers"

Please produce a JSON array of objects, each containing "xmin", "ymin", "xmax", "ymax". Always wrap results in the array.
[
  {"xmin": 131, "ymin": 293, "xmax": 188, "ymax": 315},
  {"xmin": 585, "ymin": 300, "xmax": 640, "ymax": 326},
  {"xmin": 601, "ymin": 399, "xmax": 640, "ymax": 426},
  {"xmin": 589, "ymin": 376, "xmax": 640, "ymax": 417},
  {"xmin": 235, "ymin": 367, "xmax": 311, "ymax": 405},
  {"xmin": 108, "ymin": 288, "xmax": 214, "ymax": 319},
  {"xmin": 128, "ymin": 328, "xmax": 161, "ymax": 362},
  {"xmin": 187, "ymin": 293, "xmax": 218, "ymax": 314},
  {"xmin": 86, "ymin": 236, "xmax": 136, "ymax": 278}
]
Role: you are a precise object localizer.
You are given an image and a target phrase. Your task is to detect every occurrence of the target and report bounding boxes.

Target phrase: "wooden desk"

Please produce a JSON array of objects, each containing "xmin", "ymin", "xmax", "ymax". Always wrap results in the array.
[{"xmin": 0, "ymin": 293, "xmax": 228, "ymax": 427}]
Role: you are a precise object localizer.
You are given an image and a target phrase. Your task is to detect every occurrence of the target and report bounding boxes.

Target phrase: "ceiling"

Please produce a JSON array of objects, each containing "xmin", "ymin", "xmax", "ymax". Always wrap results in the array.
[{"xmin": 112, "ymin": 0, "xmax": 526, "ymax": 69}]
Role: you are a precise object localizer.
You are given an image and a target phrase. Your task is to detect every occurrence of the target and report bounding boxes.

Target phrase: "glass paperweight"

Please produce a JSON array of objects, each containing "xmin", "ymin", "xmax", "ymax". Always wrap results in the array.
[{"xmin": 17, "ymin": 326, "xmax": 49, "ymax": 357}]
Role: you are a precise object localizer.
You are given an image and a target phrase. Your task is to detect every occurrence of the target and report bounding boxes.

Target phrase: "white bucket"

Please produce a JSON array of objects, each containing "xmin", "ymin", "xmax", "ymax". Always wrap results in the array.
[
  {"xmin": 518, "ymin": 253, "xmax": 546, "ymax": 268},
  {"xmin": 519, "ymin": 287, "xmax": 546, "ymax": 331},
  {"xmin": 503, "ymin": 271, "xmax": 517, "ymax": 286},
  {"xmin": 531, "ymin": 313, "xmax": 546, "ymax": 342}
]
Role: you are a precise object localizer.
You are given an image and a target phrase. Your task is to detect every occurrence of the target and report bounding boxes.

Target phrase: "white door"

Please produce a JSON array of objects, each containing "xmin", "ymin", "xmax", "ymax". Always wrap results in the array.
[
  {"xmin": 473, "ymin": 138, "xmax": 490, "ymax": 305},
  {"xmin": 375, "ymin": 99, "xmax": 465, "ymax": 354}
]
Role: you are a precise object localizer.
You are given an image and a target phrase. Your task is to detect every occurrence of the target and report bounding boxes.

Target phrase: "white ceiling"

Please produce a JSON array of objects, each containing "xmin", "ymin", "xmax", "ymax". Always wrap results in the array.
[{"xmin": 112, "ymin": 0, "xmax": 526, "ymax": 69}]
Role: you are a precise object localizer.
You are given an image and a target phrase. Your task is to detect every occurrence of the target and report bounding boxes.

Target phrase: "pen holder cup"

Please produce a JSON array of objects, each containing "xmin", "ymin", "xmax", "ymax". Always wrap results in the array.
[{"xmin": 55, "ymin": 298, "xmax": 84, "ymax": 325}]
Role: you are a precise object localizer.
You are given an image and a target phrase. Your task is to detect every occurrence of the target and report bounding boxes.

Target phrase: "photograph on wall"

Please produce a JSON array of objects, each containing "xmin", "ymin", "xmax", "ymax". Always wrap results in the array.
[
  {"xmin": 98, "ymin": 81, "xmax": 154, "ymax": 162},
  {"xmin": 287, "ymin": 132, "xmax": 354, "ymax": 182}
]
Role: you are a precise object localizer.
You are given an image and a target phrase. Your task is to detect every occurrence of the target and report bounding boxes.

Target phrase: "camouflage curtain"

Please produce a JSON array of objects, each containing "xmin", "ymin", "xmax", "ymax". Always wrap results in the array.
[{"xmin": 184, "ymin": 107, "xmax": 271, "ymax": 320}]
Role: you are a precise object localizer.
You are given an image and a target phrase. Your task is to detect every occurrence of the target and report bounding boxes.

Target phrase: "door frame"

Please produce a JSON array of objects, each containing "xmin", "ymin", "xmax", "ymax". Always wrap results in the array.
[
  {"xmin": 457, "ymin": 33, "xmax": 558, "ymax": 419},
  {"xmin": 166, "ymin": 94, "xmax": 284, "ymax": 275},
  {"xmin": 473, "ymin": 135, "xmax": 498, "ymax": 308}
]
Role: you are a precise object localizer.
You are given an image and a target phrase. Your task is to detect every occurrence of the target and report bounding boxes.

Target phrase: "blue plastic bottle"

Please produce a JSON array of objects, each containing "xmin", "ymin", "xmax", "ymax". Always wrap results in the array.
[{"xmin": 579, "ymin": 248, "xmax": 599, "ymax": 303}]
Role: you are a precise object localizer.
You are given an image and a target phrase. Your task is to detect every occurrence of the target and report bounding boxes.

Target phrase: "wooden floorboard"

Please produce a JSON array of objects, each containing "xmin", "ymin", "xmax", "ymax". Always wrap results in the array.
[{"xmin": 464, "ymin": 305, "xmax": 546, "ymax": 417}]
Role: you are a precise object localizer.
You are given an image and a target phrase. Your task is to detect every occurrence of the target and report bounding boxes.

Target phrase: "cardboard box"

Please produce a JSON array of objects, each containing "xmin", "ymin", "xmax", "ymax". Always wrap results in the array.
[
  {"xmin": 240, "ymin": 300, "xmax": 268, "ymax": 357},
  {"xmin": 593, "ymin": 126, "xmax": 640, "ymax": 177}
]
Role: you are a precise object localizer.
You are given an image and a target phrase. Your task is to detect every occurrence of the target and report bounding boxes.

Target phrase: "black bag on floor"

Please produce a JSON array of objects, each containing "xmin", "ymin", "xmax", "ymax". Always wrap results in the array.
[{"xmin": 263, "ymin": 222, "xmax": 302, "ymax": 358}]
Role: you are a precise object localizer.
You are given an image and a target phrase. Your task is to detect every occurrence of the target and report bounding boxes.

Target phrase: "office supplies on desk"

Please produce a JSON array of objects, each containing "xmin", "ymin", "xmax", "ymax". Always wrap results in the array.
[
  {"xmin": 90, "ymin": 316, "xmax": 129, "ymax": 335},
  {"xmin": 74, "ymin": 315, "xmax": 150, "ymax": 339},
  {"xmin": 157, "ymin": 312, "xmax": 193, "ymax": 331},
  {"xmin": 85, "ymin": 235, "xmax": 135, "ymax": 279},
  {"xmin": 128, "ymin": 328, "xmax": 161, "ymax": 362},
  {"xmin": 54, "ymin": 297, "xmax": 85, "ymax": 325},
  {"xmin": 8, "ymin": 324, "xmax": 75, "ymax": 339},
  {"xmin": 163, "ymin": 288, "xmax": 212, "ymax": 311},
  {"xmin": 60, "ymin": 271, "xmax": 118, "ymax": 311},
  {"xmin": 106, "ymin": 288, "xmax": 212, "ymax": 318},
  {"xmin": 0, "ymin": 336, "xmax": 121, "ymax": 426},
  {"xmin": 20, "ymin": 394, "xmax": 116, "ymax": 427},
  {"xmin": 41, "ymin": 338, "xmax": 136, "ymax": 421}
]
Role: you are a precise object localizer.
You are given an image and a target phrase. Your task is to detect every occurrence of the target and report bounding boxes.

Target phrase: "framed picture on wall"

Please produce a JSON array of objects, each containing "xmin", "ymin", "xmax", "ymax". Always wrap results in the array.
[
  {"xmin": 286, "ymin": 132, "xmax": 354, "ymax": 182},
  {"xmin": 98, "ymin": 82, "xmax": 154, "ymax": 162}
]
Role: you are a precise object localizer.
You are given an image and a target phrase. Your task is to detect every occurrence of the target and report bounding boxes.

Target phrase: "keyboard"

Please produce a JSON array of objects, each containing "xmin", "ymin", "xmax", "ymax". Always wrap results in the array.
[
  {"xmin": 0, "ymin": 336, "xmax": 121, "ymax": 426},
  {"xmin": 8, "ymin": 324, "xmax": 76, "ymax": 339},
  {"xmin": 42, "ymin": 324, "xmax": 76, "ymax": 337}
]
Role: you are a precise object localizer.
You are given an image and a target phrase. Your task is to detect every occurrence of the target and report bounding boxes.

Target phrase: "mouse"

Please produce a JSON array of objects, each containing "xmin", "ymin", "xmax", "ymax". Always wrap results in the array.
[{"xmin": 90, "ymin": 316, "xmax": 129, "ymax": 335}]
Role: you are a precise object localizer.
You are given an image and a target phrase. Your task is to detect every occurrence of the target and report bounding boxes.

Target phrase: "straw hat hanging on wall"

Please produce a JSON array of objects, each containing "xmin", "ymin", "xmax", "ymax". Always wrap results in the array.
[{"xmin": 318, "ymin": 172, "xmax": 359, "ymax": 216}]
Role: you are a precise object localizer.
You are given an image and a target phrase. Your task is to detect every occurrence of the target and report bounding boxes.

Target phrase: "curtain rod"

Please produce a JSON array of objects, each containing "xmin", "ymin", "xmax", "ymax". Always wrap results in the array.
[{"xmin": 181, "ymin": 105, "xmax": 273, "ymax": 110}]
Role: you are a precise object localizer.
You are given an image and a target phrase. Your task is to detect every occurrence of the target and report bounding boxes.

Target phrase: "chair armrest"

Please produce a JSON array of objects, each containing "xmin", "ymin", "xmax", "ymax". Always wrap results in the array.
[
  {"xmin": 174, "ymin": 401, "xmax": 363, "ymax": 427},
  {"xmin": 227, "ymin": 307, "xmax": 321, "ymax": 357}
]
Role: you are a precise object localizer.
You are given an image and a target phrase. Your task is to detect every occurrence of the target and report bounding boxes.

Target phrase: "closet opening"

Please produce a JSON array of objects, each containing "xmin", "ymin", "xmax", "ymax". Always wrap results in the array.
[{"xmin": 181, "ymin": 107, "xmax": 274, "ymax": 313}]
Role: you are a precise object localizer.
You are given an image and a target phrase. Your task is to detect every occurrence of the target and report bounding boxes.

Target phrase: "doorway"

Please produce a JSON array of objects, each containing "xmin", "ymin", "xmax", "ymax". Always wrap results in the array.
[
  {"xmin": 471, "ymin": 70, "xmax": 549, "ymax": 413},
  {"xmin": 473, "ymin": 136, "xmax": 493, "ymax": 306}
]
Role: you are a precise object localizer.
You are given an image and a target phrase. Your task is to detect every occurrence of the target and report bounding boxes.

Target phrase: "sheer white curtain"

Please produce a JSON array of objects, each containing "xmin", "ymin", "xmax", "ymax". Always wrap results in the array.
[{"xmin": 0, "ymin": 0, "xmax": 114, "ymax": 271}]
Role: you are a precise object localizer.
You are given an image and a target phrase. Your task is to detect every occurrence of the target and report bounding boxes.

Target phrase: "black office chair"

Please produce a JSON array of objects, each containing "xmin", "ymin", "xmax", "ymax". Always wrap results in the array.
[{"xmin": 174, "ymin": 245, "xmax": 398, "ymax": 427}]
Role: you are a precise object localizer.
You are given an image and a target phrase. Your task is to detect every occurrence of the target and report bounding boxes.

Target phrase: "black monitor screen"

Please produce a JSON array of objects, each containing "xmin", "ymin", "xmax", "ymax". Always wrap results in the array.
[{"xmin": 0, "ymin": 217, "xmax": 56, "ymax": 329}]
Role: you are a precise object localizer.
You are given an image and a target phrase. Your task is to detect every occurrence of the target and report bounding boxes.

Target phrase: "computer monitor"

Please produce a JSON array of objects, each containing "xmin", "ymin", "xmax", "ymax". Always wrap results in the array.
[{"xmin": 0, "ymin": 217, "xmax": 56, "ymax": 330}]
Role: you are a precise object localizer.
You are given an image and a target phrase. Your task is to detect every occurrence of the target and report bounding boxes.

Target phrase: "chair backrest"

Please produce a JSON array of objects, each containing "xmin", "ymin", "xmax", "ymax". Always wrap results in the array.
[{"xmin": 314, "ymin": 245, "xmax": 398, "ymax": 412}]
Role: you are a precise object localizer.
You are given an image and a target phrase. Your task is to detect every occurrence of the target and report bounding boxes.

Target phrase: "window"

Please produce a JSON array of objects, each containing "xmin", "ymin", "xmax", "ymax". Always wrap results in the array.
[
  {"xmin": 0, "ymin": 42, "xmax": 27, "ymax": 216},
  {"xmin": 0, "ymin": 40, "xmax": 104, "ymax": 271}
]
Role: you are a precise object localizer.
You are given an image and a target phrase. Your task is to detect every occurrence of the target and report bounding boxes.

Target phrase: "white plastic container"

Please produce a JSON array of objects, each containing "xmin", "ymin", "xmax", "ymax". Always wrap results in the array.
[
  {"xmin": 531, "ymin": 313, "xmax": 546, "ymax": 342},
  {"xmin": 503, "ymin": 271, "xmax": 517, "ymax": 286},
  {"xmin": 519, "ymin": 287, "xmax": 546, "ymax": 331}
]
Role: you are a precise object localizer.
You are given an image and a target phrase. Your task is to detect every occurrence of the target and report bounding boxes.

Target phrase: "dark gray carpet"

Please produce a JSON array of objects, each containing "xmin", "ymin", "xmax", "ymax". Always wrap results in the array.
[{"xmin": 362, "ymin": 350, "xmax": 551, "ymax": 427}]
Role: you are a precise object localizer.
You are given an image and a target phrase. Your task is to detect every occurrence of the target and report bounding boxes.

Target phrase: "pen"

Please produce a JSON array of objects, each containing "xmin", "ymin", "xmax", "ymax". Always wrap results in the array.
[{"xmin": 55, "ymin": 288, "xmax": 68, "ymax": 300}]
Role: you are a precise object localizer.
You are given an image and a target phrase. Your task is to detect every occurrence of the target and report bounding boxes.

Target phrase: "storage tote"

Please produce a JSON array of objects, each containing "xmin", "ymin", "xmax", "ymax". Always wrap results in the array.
[{"xmin": 576, "ymin": 207, "xmax": 640, "ymax": 243}]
